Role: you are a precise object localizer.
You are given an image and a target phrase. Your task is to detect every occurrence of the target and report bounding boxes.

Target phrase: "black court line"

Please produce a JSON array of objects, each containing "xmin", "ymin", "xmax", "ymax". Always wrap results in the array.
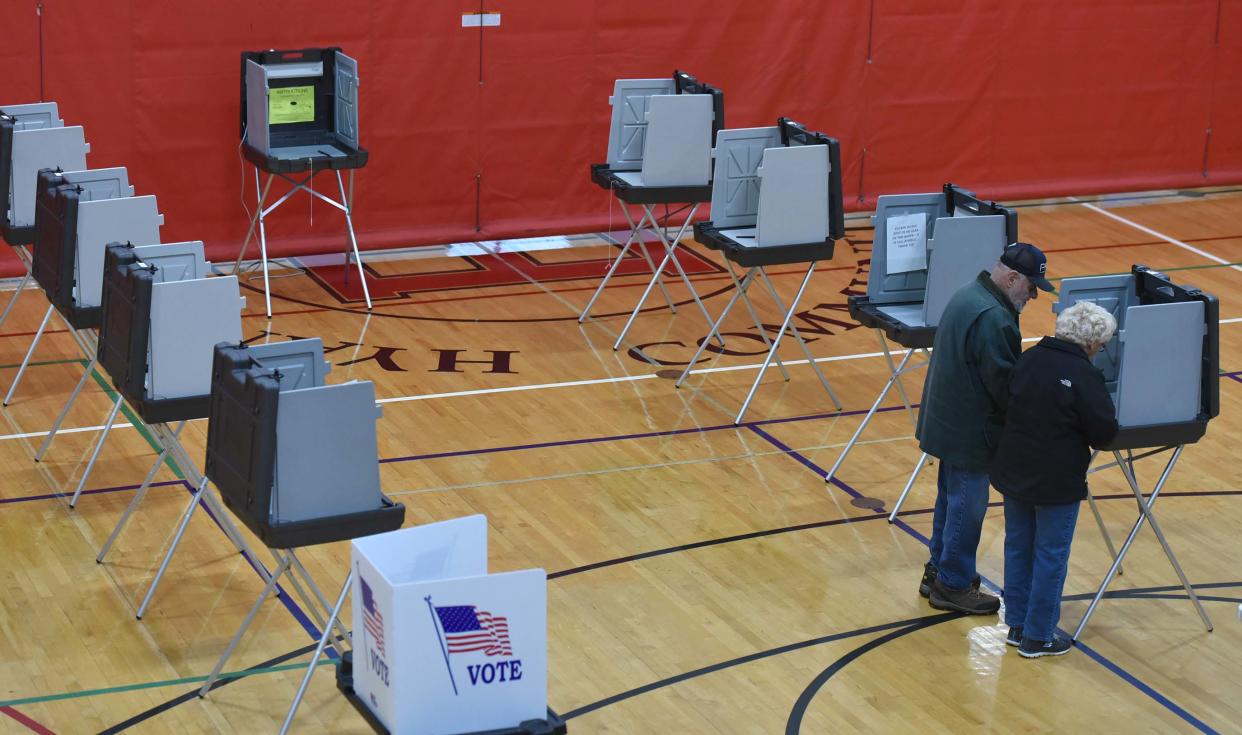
[{"xmin": 101, "ymin": 491, "xmax": 1241, "ymax": 732}]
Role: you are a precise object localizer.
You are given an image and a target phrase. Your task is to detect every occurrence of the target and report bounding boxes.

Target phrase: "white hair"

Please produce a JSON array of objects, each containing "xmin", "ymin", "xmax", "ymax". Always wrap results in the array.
[{"xmin": 1055, "ymin": 301, "xmax": 1118, "ymax": 349}]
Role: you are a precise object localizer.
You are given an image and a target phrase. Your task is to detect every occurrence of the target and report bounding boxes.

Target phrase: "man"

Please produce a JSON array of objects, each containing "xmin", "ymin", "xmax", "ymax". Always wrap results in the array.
[{"xmin": 917, "ymin": 242, "xmax": 1054, "ymax": 614}]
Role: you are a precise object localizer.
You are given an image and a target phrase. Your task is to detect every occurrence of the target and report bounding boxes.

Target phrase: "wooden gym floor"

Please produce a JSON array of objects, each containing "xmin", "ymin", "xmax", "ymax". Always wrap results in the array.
[{"xmin": 0, "ymin": 187, "xmax": 1239, "ymax": 734}]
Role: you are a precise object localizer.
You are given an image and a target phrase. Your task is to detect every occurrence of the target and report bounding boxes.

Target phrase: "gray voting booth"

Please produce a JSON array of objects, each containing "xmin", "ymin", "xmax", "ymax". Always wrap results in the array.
[
  {"xmin": 829, "ymin": 184, "xmax": 1015, "ymax": 495},
  {"xmin": 0, "ymin": 102, "xmax": 90, "ymax": 335},
  {"xmin": 1054, "ymin": 265, "xmax": 1220, "ymax": 640},
  {"xmin": 582, "ymin": 71, "xmax": 725, "ymax": 350},
  {"xmin": 676, "ymin": 118, "xmax": 846, "ymax": 424},
  {"xmin": 85, "ymin": 242, "xmax": 267, "ymax": 619},
  {"xmin": 6, "ymin": 165, "xmax": 163, "ymax": 409},
  {"xmin": 236, "ymin": 47, "xmax": 371, "ymax": 318},
  {"xmin": 198, "ymin": 339, "xmax": 404, "ymax": 731}
]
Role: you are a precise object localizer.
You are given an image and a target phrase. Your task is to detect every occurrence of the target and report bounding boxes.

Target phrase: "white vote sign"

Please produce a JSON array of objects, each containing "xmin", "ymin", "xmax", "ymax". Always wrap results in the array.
[
  {"xmin": 352, "ymin": 515, "xmax": 547, "ymax": 735},
  {"xmin": 886, "ymin": 211, "xmax": 928, "ymax": 274}
]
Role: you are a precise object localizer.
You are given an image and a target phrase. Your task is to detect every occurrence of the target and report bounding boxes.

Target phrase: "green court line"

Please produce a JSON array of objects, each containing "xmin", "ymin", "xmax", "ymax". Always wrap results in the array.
[
  {"xmin": 0, "ymin": 357, "xmax": 84, "ymax": 371},
  {"xmin": 0, "ymin": 659, "xmax": 335, "ymax": 708}
]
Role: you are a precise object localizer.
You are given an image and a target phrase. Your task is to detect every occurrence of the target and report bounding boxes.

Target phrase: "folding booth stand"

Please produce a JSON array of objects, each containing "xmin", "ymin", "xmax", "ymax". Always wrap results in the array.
[
  {"xmin": 235, "ymin": 47, "xmax": 371, "ymax": 318},
  {"xmin": 1054, "ymin": 265, "xmax": 1220, "ymax": 640},
  {"xmin": 89, "ymin": 242, "xmax": 273, "ymax": 618},
  {"xmin": 676, "ymin": 118, "xmax": 846, "ymax": 424},
  {"xmin": 830, "ymin": 183, "xmax": 1015, "ymax": 501},
  {"xmin": 196, "ymin": 340, "xmax": 405, "ymax": 732},
  {"xmin": 581, "ymin": 71, "xmax": 725, "ymax": 350},
  {"xmin": 0, "ymin": 102, "xmax": 88, "ymax": 330}
]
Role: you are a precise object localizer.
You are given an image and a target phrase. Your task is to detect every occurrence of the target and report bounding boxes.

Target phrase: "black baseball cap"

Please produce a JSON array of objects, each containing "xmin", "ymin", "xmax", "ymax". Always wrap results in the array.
[{"xmin": 1000, "ymin": 242, "xmax": 1054, "ymax": 292}]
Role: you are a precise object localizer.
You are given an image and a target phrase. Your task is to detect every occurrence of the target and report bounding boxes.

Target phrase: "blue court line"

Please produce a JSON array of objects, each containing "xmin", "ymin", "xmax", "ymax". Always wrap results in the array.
[{"xmin": 741, "ymin": 426, "xmax": 1220, "ymax": 734}]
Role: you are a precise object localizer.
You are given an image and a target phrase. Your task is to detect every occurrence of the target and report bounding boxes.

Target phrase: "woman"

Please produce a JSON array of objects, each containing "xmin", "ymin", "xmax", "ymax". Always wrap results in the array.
[{"xmin": 991, "ymin": 300, "xmax": 1120, "ymax": 658}]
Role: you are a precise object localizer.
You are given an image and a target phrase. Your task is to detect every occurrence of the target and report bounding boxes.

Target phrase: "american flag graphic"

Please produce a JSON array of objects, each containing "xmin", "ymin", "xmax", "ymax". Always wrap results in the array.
[
  {"xmin": 434, "ymin": 605, "xmax": 512, "ymax": 656},
  {"xmin": 360, "ymin": 577, "xmax": 385, "ymax": 657}
]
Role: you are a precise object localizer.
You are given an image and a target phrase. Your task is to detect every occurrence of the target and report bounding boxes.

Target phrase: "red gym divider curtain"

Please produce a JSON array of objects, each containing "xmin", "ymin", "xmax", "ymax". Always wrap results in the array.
[{"xmin": 9, "ymin": 0, "xmax": 1241, "ymax": 263}]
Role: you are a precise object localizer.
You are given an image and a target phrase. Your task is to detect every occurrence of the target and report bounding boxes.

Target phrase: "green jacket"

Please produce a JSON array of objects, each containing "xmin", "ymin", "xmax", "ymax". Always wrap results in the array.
[{"xmin": 915, "ymin": 271, "xmax": 1021, "ymax": 471}]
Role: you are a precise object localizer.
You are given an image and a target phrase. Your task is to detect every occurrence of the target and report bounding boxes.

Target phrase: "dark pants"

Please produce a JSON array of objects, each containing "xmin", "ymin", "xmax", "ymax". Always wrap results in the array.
[
  {"xmin": 928, "ymin": 461, "xmax": 991, "ymax": 589},
  {"xmin": 1002, "ymin": 495, "xmax": 1081, "ymax": 642}
]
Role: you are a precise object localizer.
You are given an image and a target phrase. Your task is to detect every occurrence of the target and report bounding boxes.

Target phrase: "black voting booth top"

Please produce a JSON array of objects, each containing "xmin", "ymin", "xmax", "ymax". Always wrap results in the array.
[
  {"xmin": 239, "ymin": 47, "xmax": 368, "ymax": 174},
  {"xmin": 97, "ymin": 243, "xmax": 209, "ymax": 423},
  {"xmin": 0, "ymin": 114, "xmax": 34, "ymax": 245},
  {"xmin": 693, "ymin": 117, "xmax": 844, "ymax": 268},
  {"xmin": 1107, "ymin": 264, "xmax": 1220, "ymax": 450},
  {"xmin": 31, "ymin": 168, "xmax": 102, "ymax": 330},
  {"xmin": 846, "ymin": 182, "xmax": 1017, "ymax": 349},
  {"xmin": 589, "ymin": 70, "xmax": 724, "ymax": 205},
  {"xmin": 205, "ymin": 343, "xmax": 404, "ymax": 550}
]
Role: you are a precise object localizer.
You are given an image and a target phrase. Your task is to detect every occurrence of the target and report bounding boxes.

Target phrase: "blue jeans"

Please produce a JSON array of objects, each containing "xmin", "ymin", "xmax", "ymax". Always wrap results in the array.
[
  {"xmin": 1002, "ymin": 496, "xmax": 1081, "ymax": 642},
  {"xmin": 927, "ymin": 461, "xmax": 991, "ymax": 590}
]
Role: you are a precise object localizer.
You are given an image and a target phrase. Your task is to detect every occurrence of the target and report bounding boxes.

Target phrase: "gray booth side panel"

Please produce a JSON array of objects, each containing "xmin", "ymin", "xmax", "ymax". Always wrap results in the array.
[
  {"xmin": 249, "ymin": 338, "xmax": 331, "ymax": 391},
  {"xmin": 273, "ymin": 381, "xmax": 383, "ymax": 523},
  {"xmin": 9, "ymin": 126, "xmax": 88, "ymax": 227},
  {"xmin": 1053, "ymin": 274, "xmax": 1137, "ymax": 387},
  {"xmin": 922, "ymin": 215, "xmax": 1007, "ymax": 327},
  {"xmin": 868, "ymin": 193, "xmax": 946, "ymax": 304},
  {"xmin": 334, "ymin": 51, "xmax": 360, "ymax": 149},
  {"xmin": 245, "ymin": 60, "xmax": 270, "ymax": 154},
  {"xmin": 755, "ymin": 144, "xmax": 829, "ymax": 247},
  {"xmin": 73, "ymin": 195, "xmax": 163, "ymax": 307},
  {"xmin": 606, "ymin": 79, "xmax": 675, "ymax": 170},
  {"xmin": 60, "ymin": 167, "xmax": 133, "ymax": 202},
  {"xmin": 1115, "ymin": 301, "xmax": 1204, "ymax": 427},
  {"xmin": 0, "ymin": 102, "xmax": 61, "ymax": 130},
  {"xmin": 639, "ymin": 94, "xmax": 712, "ymax": 187},
  {"xmin": 133, "ymin": 241, "xmax": 209, "ymax": 283},
  {"xmin": 709, "ymin": 126, "xmax": 780, "ymax": 230},
  {"xmin": 147, "ymin": 276, "xmax": 243, "ymax": 399}
]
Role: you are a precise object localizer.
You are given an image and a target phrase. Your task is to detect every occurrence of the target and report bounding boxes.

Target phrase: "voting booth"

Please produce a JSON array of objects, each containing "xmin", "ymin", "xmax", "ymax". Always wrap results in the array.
[
  {"xmin": 198, "ymin": 339, "xmax": 405, "ymax": 730},
  {"xmin": 0, "ymin": 102, "xmax": 90, "ymax": 336},
  {"xmin": 1, "ymin": 102, "xmax": 89, "ymax": 245},
  {"xmin": 6, "ymin": 166, "xmax": 163, "ymax": 409},
  {"xmin": 332, "ymin": 515, "xmax": 565, "ymax": 735},
  {"xmin": 581, "ymin": 71, "xmax": 725, "ymax": 351},
  {"xmin": 86, "ymin": 242, "xmax": 271, "ymax": 619},
  {"xmin": 1054, "ymin": 265, "xmax": 1220, "ymax": 640},
  {"xmin": 830, "ymin": 184, "xmax": 1014, "ymax": 502},
  {"xmin": 675, "ymin": 118, "xmax": 846, "ymax": 424},
  {"xmin": 237, "ymin": 47, "xmax": 371, "ymax": 317}
]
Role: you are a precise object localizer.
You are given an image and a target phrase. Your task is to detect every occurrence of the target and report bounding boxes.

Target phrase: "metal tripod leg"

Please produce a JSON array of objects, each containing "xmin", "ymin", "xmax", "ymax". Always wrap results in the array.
[
  {"xmin": 68, "ymin": 394, "xmax": 123, "ymax": 508},
  {"xmin": 755, "ymin": 268, "xmax": 842, "ymax": 411},
  {"xmin": 612, "ymin": 203, "xmax": 718, "ymax": 351},
  {"xmin": 287, "ymin": 552, "xmax": 352, "ymax": 652},
  {"xmin": 0, "ymin": 269, "xmax": 31, "ymax": 330},
  {"xmin": 825, "ymin": 348, "xmax": 918, "ymax": 485},
  {"xmin": 137, "ymin": 476, "xmax": 211, "ymax": 620},
  {"xmin": 889, "ymin": 452, "xmax": 929, "ymax": 523},
  {"xmin": 35, "ymin": 353, "xmax": 98, "ymax": 461},
  {"xmin": 675, "ymin": 268, "xmax": 758, "ymax": 388},
  {"xmin": 96, "ymin": 421, "xmax": 186, "ymax": 563},
  {"xmin": 579, "ymin": 205, "xmax": 674, "ymax": 322},
  {"xmin": 4, "ymin": 303, "xmax": 53, "ymax": 406},
  {"xmin": 876, "ymin": 331, "xmax": 918, "ymax": 432},
  {"xmin": 282, "ymin": 570, "xmax": 354, "ymax": 735},
  {"xmin": 335, "ymin": 170, "xmax": 371, "ymax": 311},
  {"xmin": 1073, "ymin": 447, "xmax": 1212, "ymax": 640},
  {"xmin": 199, "ymin": 552, "xmax": 294, "ymax": 696},
  {"xmin": 1083, "ymin": 451, "xmax": 1122, "ymax": 575},
  {"xmin": 724, "ymin": 260, "xmax": 788, "ymax": 381},
  {"xmin": 735, "ymin": 263, "xmax": 820, "ymax": 424},
  {"xmin": 233, "ymin": 169, "xmax": 274, "ymax": 276}
]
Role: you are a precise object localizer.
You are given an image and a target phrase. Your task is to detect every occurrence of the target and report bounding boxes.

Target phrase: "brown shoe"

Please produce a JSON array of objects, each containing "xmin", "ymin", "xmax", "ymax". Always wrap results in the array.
[{"xmin": 928, "ymin": 578, "xmax": 1000, "ymax": 615}]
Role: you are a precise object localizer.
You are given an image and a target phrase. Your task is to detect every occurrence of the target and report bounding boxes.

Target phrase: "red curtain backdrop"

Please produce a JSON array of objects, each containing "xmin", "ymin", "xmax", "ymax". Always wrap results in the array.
[{"xmin": 5, "ymin": 0, "xmax": 1239, "ymax": 263}]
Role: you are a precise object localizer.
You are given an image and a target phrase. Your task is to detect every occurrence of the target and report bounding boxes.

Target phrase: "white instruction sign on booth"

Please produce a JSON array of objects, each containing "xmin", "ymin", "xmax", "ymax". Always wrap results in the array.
[
  {"xmin": 352, "ymin": 515, "xmax": 548, "ymax": 735},
  {"xmin": 886, "ymin": 211, "xmax": 928, "ymax": 274}
]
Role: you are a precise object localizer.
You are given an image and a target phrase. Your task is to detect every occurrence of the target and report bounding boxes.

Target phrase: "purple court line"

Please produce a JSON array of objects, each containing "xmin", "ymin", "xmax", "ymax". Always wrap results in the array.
[{"xmin": 742, "ymin": 424, "xmax": 1217, "ymax": 734}]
